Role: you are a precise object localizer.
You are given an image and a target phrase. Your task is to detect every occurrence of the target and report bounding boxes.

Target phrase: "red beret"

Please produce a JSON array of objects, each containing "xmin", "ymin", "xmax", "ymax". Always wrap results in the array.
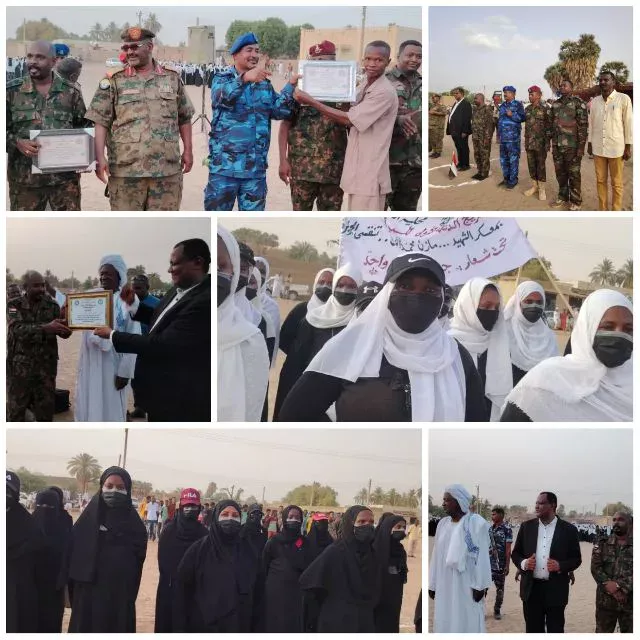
[
  {"xmin": 528, "ymin": 85, "xmax": 542, "ymax": 94},
  {"xmin": 309, "ymin": 40, "xmax": 336, "ymax": 57}
]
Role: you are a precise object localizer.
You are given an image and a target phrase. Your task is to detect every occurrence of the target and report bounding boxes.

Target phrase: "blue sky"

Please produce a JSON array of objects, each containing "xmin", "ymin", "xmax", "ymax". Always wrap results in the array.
[{"xmin": 429, "ymin": 6, "xmax": 633, "ymax": 96}]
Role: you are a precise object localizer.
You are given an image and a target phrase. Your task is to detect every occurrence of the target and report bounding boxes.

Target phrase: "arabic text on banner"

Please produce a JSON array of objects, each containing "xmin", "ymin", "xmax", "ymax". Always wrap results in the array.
[{"xmin": 338, "ymin": 217, "xmax": 537, "ymax": 287}]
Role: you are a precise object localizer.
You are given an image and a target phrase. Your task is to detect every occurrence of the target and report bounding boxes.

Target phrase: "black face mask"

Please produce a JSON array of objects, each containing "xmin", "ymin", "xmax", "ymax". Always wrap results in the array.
[
  {"xmin": 353, "ymin": 524, "xmax": 375, "ymax": 543},
  {"xmin": 334, "ymin": 291, "xmax": 356, "ymax": 307},
  {"xmin": 218, "ymin": 273, "xmax": 232, "ymax": 307},
  {"xmin": 476, "ymin": 308, "xmax": 499, "ymax": 331},
  {"xmin": 592, "ymin": 330, "xmax": 633, "ymax": 368},
  {"xmin": 246, "ymin": 287, "xmax": 258, "ymax": 301},
  {"xmin": 315, "ymin": 520, "xmax": 329, "ymax": 532},
  {"xmin": 315, "ymin": 285, "xmax": 332, "ymax": 302},
  {"xmin": 182, "ymin": 506, "xmax": 200, "ymax": 520},
  {"xmin": 236, "ymin": 275, "xmax": 249, "ymax": 292},
  {"xmin": 391, "ymin": 530, "xmax": 406, "ymax": 542},
  {"xmin": 438, "ymin": 300, "xmax": 451, "ymax": 319},
  {"xmin": 521, "ymin": 303, "xmax": 544, "ymax": 323},
  {"xmin": 219, "ymin": 519, "xmax": 242, "ymax": 536},
  {"xmin": 249, "ymin": 511, "xmax": 262, "ymax": 522},
  {"xmin": 102, "ymin": 490, "xmax": 129, "ymax": 509},
  {"xmin": 389, "ymin": 291, "xmax": 442, "ymax": 334},
  {"xmin": 285, "ymin": 520, "xmax": 301, "ymax": 532}
]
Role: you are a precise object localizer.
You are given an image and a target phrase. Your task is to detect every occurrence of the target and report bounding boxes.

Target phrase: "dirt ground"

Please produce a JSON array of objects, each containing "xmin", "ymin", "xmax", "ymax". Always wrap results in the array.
[
  {"xmin": 427, "ymin": 538, "xmax": 601, "ymax": 633},
  {"xmin": 60, "ymin": 530, "xmax": 422, "ymax": 633},
  {"xmin": 428, "ymin": 133, "xmax": 633, "ymax": 211}
]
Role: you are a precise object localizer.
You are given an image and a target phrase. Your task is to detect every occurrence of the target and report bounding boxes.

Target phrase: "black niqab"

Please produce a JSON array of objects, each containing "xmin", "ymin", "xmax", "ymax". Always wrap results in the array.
[
  {"xmin": 240, "ymin": 502, "xmax": 267, "ymax": 559},
  {"xmin": 306, "ymin": 518, "xmax": 334, "ymax": 561},
  {"xmin": 47, "ymin": 485, "xmax": 74, "ymax": 529},
  {"xmin": 269, "ymin": 505, "xmax": 307, "ymax": 570}
]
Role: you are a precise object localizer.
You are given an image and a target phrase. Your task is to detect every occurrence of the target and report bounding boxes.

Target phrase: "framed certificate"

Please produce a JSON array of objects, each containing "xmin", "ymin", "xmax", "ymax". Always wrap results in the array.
[
  {"xmin": 299, "ymin": 60, "xmax": 358, "ymax": 102},
  {"xmin": 30, "ymin": 127, "xmax": 96, "ymax": 174},
  {"xmin": 67, "ymin": 291, "xmax": 112, "ymax": 330}
]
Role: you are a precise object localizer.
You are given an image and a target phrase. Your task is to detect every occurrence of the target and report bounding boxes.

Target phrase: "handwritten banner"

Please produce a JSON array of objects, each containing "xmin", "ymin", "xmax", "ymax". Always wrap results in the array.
[{"xmin": 338, "ymin": 217, "xmax": 537, "ymax": 286}]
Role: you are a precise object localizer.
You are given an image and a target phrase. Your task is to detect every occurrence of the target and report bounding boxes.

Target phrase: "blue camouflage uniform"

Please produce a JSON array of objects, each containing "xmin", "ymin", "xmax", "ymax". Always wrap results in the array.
[
  {"xmin": 204, "ymin": 67, "xmax": 295, "ymax": 211},
  {"xmin": 497, "ymin": 93, "xmax": 525, "ymax": 186}
]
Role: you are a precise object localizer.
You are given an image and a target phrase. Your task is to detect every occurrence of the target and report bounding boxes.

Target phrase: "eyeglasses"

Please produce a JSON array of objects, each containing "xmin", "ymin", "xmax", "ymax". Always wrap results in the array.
[{"xmin": 121, "ymin": 43, "xmax": 145, "ymax": 52}]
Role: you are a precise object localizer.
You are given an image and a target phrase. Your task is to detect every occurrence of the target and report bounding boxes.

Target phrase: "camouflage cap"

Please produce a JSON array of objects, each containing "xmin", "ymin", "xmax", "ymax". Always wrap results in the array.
[{"xmin": 121, "ymin": 27, "xmax": 155, "ymax": 43}]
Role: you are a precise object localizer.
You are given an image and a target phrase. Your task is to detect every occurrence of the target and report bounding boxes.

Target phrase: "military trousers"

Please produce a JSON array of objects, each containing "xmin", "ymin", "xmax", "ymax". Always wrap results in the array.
[
  {"xmin": 499, "ymin": 140, "xmax": 521, "ymax": 185},
  {"xmin": 204, "ymin": 174, "xmax": 267, "ymax": 211},
  {"xmin": 526, "ymin": 148, "xmax": 548, "ymax": 182},
  {"xmin": 108, "ymin": 173, "xmax": 183, "ymax": 211},
  {"xmin": 9, "ymin": 176, "xmax": 80, "ymax": 211},
  {"xmin": 386, "ymin": 165, "xmax": 422, "ymax": 210},
  {"xmin": 553, "ymin": 147, "xmax": 583, "ymax": 205},
  {"xmin": 473, "ymin": 137, "xmax": 492, "ymax": 178},
  {"xmin": 596, "ymin": 606, "xmax": 633, "ymax": 633},
  {"xmin": 7, "ymin": 373, "xmax": 56, "ymax": 422},
  {"xmin": 290, "ymin": 179, "xmax": 343, "ymax": 211},
  {"xmin": 429, "ymin": 127, "xmax": 445, "ymax": 154},
  {"xmin": 491, "ymin": 570, "xmax": 506, "ymax": 612}
]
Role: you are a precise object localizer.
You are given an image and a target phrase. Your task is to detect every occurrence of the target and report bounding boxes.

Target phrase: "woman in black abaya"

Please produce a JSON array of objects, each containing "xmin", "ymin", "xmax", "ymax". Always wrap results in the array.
[
  {"xmin": 66, "ymin": 466, "xmax": 147, "ymax": 633},
  {"xmin": 32, "ymin": 488, "xmax": 73, "ymax": 632},
  {"xmin": 299, "ymin": 505, "xmax": 380, "ymax": 632},
  {"xmin": 373, "ymin": 514, "xmax": 408, "ymax": 632},
  {"xmin": 176, "ymin": 499, "xmax": 261, "ymax": 632},
  {"xmin": 306, "ymin": 512, "xmax": 334, "ymax": 561},
  {"xmin": 154, "ymin": 489, "xmax": 208, "ymax": 632},
  {"xmin": 240, "ymin": 503, "xmax": 268, "ymax": 561},
  {"xmin": 261, "ymin": 504, "xmax": 311, "ymax": 632}
]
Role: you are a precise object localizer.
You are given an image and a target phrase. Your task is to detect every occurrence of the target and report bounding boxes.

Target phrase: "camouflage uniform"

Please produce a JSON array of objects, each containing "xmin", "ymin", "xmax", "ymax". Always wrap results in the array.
[
  {"xmin": 524, "ymin": 102, "xmax": 552, "ymax": 182},
  {"xmin": 7, "ymin": 295, "xmax": 61, "ymax": 421},
  {"xmin": 86, "ymin": 60, "xmax": 195, "ymax": 211},
  {"xmin": 6, "ymin": 72, "xmax": 87, "ymax": 211},
  {"xmin": 287, "ymin": 101, "xmax": 348, "ymax": 211},
  {"xmin": 490, "ymin": 521, "xmax": 513, "ymax": 614},
  {"xmin": 497, "ymin": 99, "xmax": 526, "ymax": 186},
  {"xmin": 205, "ymin": 66, "xmax": 295, "ymax": 211},
  {"xmin": 591, "ymin": 533, "xmax": 633, "ymax": 633},
  {"xmin": 386, "ymin": 67, "xmax": 422, "ymax": 211},
  {"xmin": 492, "ymin": 102, "xmax": 501, "ymax": 143},
  {"xmin": 471, "ymin": 103, "xmax": 495, "ymax": 178},
  {"xmin": 428, "ymin": 100, "xmax": 448, "ymax": 154},
  {"xmin": 550, "ymin": 95, "xmax": 588, "ymax": 205}
]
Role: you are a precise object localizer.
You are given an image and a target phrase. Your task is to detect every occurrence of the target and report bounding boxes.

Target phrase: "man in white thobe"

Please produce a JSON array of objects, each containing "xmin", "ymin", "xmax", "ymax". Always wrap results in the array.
[
  {"xmin": 429, "ymin": 484, "xmax": 492, "ymax": 633},
  {"xmin": 57, "ymin": 255, "xmax": 140, "ymax": 421}
]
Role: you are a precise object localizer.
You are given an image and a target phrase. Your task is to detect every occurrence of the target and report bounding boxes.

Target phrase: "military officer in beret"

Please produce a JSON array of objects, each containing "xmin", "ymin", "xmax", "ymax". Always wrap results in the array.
[{"xmin": 86, "ymin": 27, "xmax": 195, "ymax": 211}]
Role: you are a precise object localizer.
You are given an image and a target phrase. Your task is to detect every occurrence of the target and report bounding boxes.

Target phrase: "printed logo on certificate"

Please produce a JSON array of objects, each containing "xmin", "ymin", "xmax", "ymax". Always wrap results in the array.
[{"xmin": 66, "ymin": 291, "xmax": 113, "ymax": 330}]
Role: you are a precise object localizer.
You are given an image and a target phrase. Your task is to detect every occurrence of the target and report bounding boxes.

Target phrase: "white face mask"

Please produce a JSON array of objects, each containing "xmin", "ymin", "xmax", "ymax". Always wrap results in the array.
[{"xmin": 102, "ymin": 488, "xmax": 127, "ymax": 495}]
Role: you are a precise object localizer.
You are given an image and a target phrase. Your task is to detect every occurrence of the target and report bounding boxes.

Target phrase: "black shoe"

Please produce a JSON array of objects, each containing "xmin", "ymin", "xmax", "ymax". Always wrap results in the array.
[
  {"xmin": 476, "ymin": 174, "xmax": 487, "ymax": 181},
  {"xmin": 494, "ymin": 611, "xmax": 502, "ymax": 620},
  {"xmin": 497, "ymin": 180, "xmax": 507, "ymax": 187},
  {"xmin": 471, "ymin": 173, "xmax": 481, "ymax": 180},
  {"xmin": 458, "ymin": 165, "xmax": 470, "ymax": 171},
  {"xmin": 505, "ymin": 183, "xmax": 516, "ymax": 190}
]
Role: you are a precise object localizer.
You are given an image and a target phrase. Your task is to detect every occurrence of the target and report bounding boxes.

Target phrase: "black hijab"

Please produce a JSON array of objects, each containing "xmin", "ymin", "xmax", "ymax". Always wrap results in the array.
[
  {"xmin": 7, "ymin": 474, "xmax": 42, "ymax": 561},
  {"xmin": 306, "ymin": 516, "xmax": 333, "ymax": 561},
  {"xmin": 46, "ymin": 485, "xmax": 73, "ymax": 528},
  {"xmin": 32, "ymin": 489, "xmax": 71, "ymax": 559},
  {"xmin": 373, "ymin": 513, "xmax": 408, "ymax": 582},
  {"xmin": 240, "ymin": 503, "xmax": 267, "ymax": 555},
  {"xmin": 175, "ymin": 505, "xmax": 207, "ymax": 542},
  {"xmin": 270, "ymin": 504, "xmax": 307, "ymax": 570},
  {"xmin": 68, "ymin": 466, "xmax": 147, "ymax": 583}
]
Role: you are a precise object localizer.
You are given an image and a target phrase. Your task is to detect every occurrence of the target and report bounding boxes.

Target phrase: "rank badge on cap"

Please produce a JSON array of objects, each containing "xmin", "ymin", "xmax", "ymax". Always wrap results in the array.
[{"xmin": 99, "ymin": 78, "xmax": 110, "ymax": 90}]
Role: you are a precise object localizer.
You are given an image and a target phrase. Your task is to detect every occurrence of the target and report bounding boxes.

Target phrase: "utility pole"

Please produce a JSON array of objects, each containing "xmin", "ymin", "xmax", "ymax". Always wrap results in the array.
[
  {"xmin": 367, "ymin": 478, "xmax": 372, "ymax": 505},
  {"xmin": 122, "ymin": 428, "xmax": 129, "ymax": 468},
  {"xmin": 359, "ymin": 6, "xmax": 367, "ymax": 64},
  {"xmin": 476, "ymin": 484, "xmax": 480, "ymax": 515},
  {"xmin": 23, "ymin": 18, "xmax": 27, "ymax": 56},
  {"xmin": 136, "ymin": 11, "xmax": 143, "ymax": 27},
  {"xmin": 261, "ymin": 486, "xmax": 265, "ymax": 503},
  {"xmin": 117, "ymin": 454, "xmax": 121, "ymax": 466},
  {"xmin": 310, "ymin": 481, "xmax": 315, "ymax": 507}
]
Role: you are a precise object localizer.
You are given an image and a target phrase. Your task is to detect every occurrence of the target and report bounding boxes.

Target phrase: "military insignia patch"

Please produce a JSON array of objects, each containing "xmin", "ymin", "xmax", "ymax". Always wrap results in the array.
[{"xmin": 99, "ymin": 78, "xmax": 111, "ymax": 90}]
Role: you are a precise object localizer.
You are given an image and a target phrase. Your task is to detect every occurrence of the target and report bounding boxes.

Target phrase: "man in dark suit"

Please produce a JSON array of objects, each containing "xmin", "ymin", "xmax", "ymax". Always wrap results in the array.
[
  {"xmin": 446, "ymin": 86, "xmax": 473, "ymax": 170},
  {"xmin": 93, "ymin": 238, "xmax": 211, "ymax": 422},
  {"xmin": 511, "ymin": 491, "xmax": 582, "ymax": 633}
]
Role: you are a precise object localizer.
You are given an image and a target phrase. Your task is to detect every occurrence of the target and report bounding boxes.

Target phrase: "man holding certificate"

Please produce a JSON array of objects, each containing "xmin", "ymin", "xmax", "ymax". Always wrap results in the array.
[
  {"xmin": 293, "ymin": 41, "xmax": 398, "ymax": 211},
  {"xmin": 6, "ymin": 40, "xmax": 88, "ymax": 211}
]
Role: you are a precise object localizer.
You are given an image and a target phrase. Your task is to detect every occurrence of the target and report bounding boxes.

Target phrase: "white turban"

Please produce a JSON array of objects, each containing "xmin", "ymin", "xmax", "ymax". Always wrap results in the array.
[
  {"xmin": 445, "ymin": 484, "xmax": 472, "ymax": 514},
  {"xmin": 99, "ymin": 254, "xmax": 127, "ymax": 291}
]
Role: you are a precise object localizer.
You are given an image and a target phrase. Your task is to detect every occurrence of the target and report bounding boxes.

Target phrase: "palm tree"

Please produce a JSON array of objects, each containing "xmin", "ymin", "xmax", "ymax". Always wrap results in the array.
[
  {"xmin": 387, "ymin": 488, "xmax": 400, "ymax": 506},
  {"xmin": 353, "ymin": 488, "xmax": 369, "ymax": 505},
  {"xmin": 589, "ymin": 258, "xmax": 616, "ymax": 286},
  {"xmin": 599, "ymin": 61, "xmax": 629, "ymax": 84},
  {"xmin": 544, "ymin": 62, "xmax": 566, "ymax": 94},
  {"xmin": 615, "ymin": 259, "xmax": 633, "ymax": 288},
  {"xmin": 104, "ymin": 21, "xmax": 120, "ymax": 43},
  {"xmin": 89, "ymin": 22, "xmax": 104, "ymax": 42},
  {"xmin": 143, "ymin": 13, "xmax": 162, "ymax": 36},
  {"xmin": 558, "ymin": 34, "xmax": 601, "ymax": 90},
  {"xmin": 371, "ymin": 486, "xmax": 385, "ymax": 505},
  {"xmin": 67, "ymin": 453, "xmax": 102, "ymax": 496}
]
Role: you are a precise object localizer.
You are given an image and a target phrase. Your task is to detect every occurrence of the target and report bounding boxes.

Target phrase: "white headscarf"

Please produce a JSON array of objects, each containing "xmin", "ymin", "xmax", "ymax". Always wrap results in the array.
[
  {"xmin": 250, "ymin": 267, "xmax": 276, "ymax": 340},
  {"xmin": 307, "ymin": 267, "xmax": 337, "ymax": 313},
  {"xmin": 449, "ymin": 277, "xmax": 512, "ymax": 419},
  {"xmin": 217, "ymin": 226, "xmax": 269, "ymax": 422},
  {"xmin": 306, "ymin": 281, "xmax": 466, "ymax": 421},
  {"xmin": 505, "ymin": 289, "xmax": 632, "ymax": 421},
  {"xmin": 444, "ymin": 484, "xmax": 472, "ymax": 513},
  {"xmin": 99, "ymin": 254, "xmax": 128, "ymax": 332},
  {"xmin": 234, "ymin": 263, "xmax": 263, "ymax": 328},
  {"xmin": 254, "ymin": 257, "xmax": 282, "ymax": 334},
  {"xmin": 504, "ymin": 281, "xmax": 559, "ymax": 372},
  {"xmin": 306, "ymin": 263, "xmax": 362, "ymax": 329}
]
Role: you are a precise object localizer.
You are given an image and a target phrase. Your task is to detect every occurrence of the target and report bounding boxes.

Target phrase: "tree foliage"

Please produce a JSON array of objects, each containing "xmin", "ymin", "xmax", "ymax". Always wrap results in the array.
[
  {"xmin": 602, "ymin": 502, "xmax": 632, "ymax": 516},
  {"xmin": 589, "ymin": 258, "xmax": 617, "ymax": 286},
  {"xmin": 599, "ymin": 60, "xmax": 629, "ymax": 84},
  {"xmin": 226, "ymin": 18, "xmax": 314, "ymax": 57},
  {"xmin": 204, "ymin": 481, "xmax": 218, "ymax": 499},
  {"xmin": 283, "ymin": 482, "xmax": 338, "ymax": 507},
  {"xmin": 13, "ymin": 466, "xmax": 49, "ymax": 493},
  {"xmin": 502, "ymin": 256, "xmax": 556, "ymax": 281},
  {"xmin": 231, "ymin": 228, "xmax": 279, "ymax": 254},
  {"xmin": 66, "ymin": 453, "xmax": 102, "ymax": 496},
  {"xmin": 288, "ymin": 241, "xmax": 319, "ymax": 263},
  {"xmin": 132, "ymin": 480, "xmax": 153, "ymax": 497},
  {"xmin": 544, "ymin": 34, "xmax": 609, "ymax": 92},
  {"xmin": 356, "ymin": 486, "xmax": 421, "ymax": 508}
]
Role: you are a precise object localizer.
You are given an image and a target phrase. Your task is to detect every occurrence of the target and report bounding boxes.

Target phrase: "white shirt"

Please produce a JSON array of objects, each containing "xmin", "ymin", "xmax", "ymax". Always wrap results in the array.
[
  {"xmin": 448, "ymin": 98, "xmax": 462, "ymax": 123},
  {"xmin": 521, "ymin": 516, "xmax": 558, "ymax": 579},
  {"xmin": 146, "ymin": 502, "xmax": 160, "ymax": 521},
  {"xmin": 587, "ymin": 90, "xmax": 633, "ymax": 157}
]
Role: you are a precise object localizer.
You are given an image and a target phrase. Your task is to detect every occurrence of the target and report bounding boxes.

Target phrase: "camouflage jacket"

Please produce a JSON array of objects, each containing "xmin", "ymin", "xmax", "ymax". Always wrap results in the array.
[
  {"xmin": 497, "ymin": 99, "xmax": 525, "ymax": 142},
  {"xmin": 6, "ymin": 72, "xmax": 88, "ymax": 186},
  {"xmin": 525, "ymin": 102, "xmax": 552, "ymax": 151},
  {"xmin": 86, "ymin": 61, "xmax": 195, "ymax": 178},
  {"xmin": 7, "ymin": 295, "xmax": 60, "ymax": 377},
  {"xmin": 386, "ymin": 67, "xmax": 422, "ymax": 168},
  {"xmin": 472, "ymin": 103, "xmax": 495, "ymax": 142},
  {"xmin": 550, "ymin": 95, "xmax": 588, "ymax": 150},
  {"xmin": 209, "ymin": 66, "xmax": 295, "ymax": 179},
  {"xmin": 428, "ymin": 102, "xmax": 448, "ymax": 129},
  {"xmin": 288, "ymin": 102, "xmax": 348, "ymax": 183},
  {"xmin": 591, "ymin": 534, "xmax": 633, "ymax": 611}
]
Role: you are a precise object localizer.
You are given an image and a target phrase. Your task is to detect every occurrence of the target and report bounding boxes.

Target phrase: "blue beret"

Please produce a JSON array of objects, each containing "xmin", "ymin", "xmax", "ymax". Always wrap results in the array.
[
  {"xmin": 503, "ymin": 85, "xmax": 516, "ymax": 93},
  {"xmin": 54, "ymin": 43, "xmax": 70, "ymax": 57},
  {"xmin": 230, "ymin": 32, "xmax": 259, "ymax": 55}
]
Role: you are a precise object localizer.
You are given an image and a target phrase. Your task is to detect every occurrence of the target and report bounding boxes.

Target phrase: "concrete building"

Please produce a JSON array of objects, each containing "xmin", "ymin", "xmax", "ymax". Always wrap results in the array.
[
  {"xmin": 299, "ymin": 24, "xmax": 422, "ymax": 66},
  {"xmin": 187, "ymin": 25, "xmax": 215, "ymax": 64}
]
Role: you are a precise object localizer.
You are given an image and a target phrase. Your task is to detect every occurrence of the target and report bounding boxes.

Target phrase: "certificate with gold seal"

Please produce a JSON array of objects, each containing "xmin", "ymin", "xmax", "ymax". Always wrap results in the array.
[{"xmin": 67, "ymin": 291, "xmax": 113, "ymax": 330}]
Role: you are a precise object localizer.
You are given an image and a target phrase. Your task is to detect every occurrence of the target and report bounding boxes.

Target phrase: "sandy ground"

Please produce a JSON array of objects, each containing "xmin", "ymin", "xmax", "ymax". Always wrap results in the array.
[
  {"xmin": 428, "ymin": 133, "xmax": 633, "ymax": 211},
  {"xmin": 7, "ymin": 61, "xmax": 420, "ymax": 211},
  {"xmin": 427, "ymin": 538, "xmax": 600, "ymax": 633},
  {"xmin": 60, "ymin": 530, "xmax": 421, "ymax": 633}
]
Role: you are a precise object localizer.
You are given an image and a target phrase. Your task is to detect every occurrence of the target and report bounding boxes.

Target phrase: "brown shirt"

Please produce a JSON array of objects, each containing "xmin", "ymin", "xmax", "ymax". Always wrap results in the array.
[{"xmin": 340, "ymin": 74, "xmax": 399, "ymax": 196}]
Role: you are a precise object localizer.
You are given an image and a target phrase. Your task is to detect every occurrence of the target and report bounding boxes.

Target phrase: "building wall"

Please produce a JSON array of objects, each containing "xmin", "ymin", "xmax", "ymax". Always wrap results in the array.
[{"xmin": 187, "ymin": 25, "xmax": 216, "ymax": 64}]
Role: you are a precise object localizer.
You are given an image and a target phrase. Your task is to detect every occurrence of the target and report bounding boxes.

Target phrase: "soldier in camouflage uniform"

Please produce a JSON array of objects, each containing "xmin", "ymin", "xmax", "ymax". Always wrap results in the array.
[
  {"xmin": 497, "ymin": 85, "xmax": 526, "ymax": 189},
  {"xmin": 6, "ymin": 40, "xmax": 88, "ymax": 211},
  {"xmin": 524, "ymin": 85, "xmax": 552, "ymax": 200},
  {"xmin": 550, "ymin": 79, "xmax": 588, "ymax": 211},
  {"xmin": 471, "ymin": 93, "xmax": 494, "ymax": 180},
  {"xmin": 86, "ymin": 27, "xmax": 195, "ymax": 211},
  {"xmin": 489, "ymin": 507, "xmax": 513, "ymax": 620},
  {"xmin": 7, "ymin": 271, "xmax": 72, "ymax": 422},
  {"xmin": 205, "ymin": 32, "xmax": 298, "ymax": 211},
  {"xmin": 428, "ymin": 94, "xmax": 448, "ymax": 157},
  {"xmin": 385, "ymin": 40, "xmax": 422, "ymax": 210},
  {"xmin": 278, "ymin": 41, "xmax": 348, "ymax": 211},
  {"xmin": 591, "ymin": 511, "xmax": 633, "ymax": 633}
]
